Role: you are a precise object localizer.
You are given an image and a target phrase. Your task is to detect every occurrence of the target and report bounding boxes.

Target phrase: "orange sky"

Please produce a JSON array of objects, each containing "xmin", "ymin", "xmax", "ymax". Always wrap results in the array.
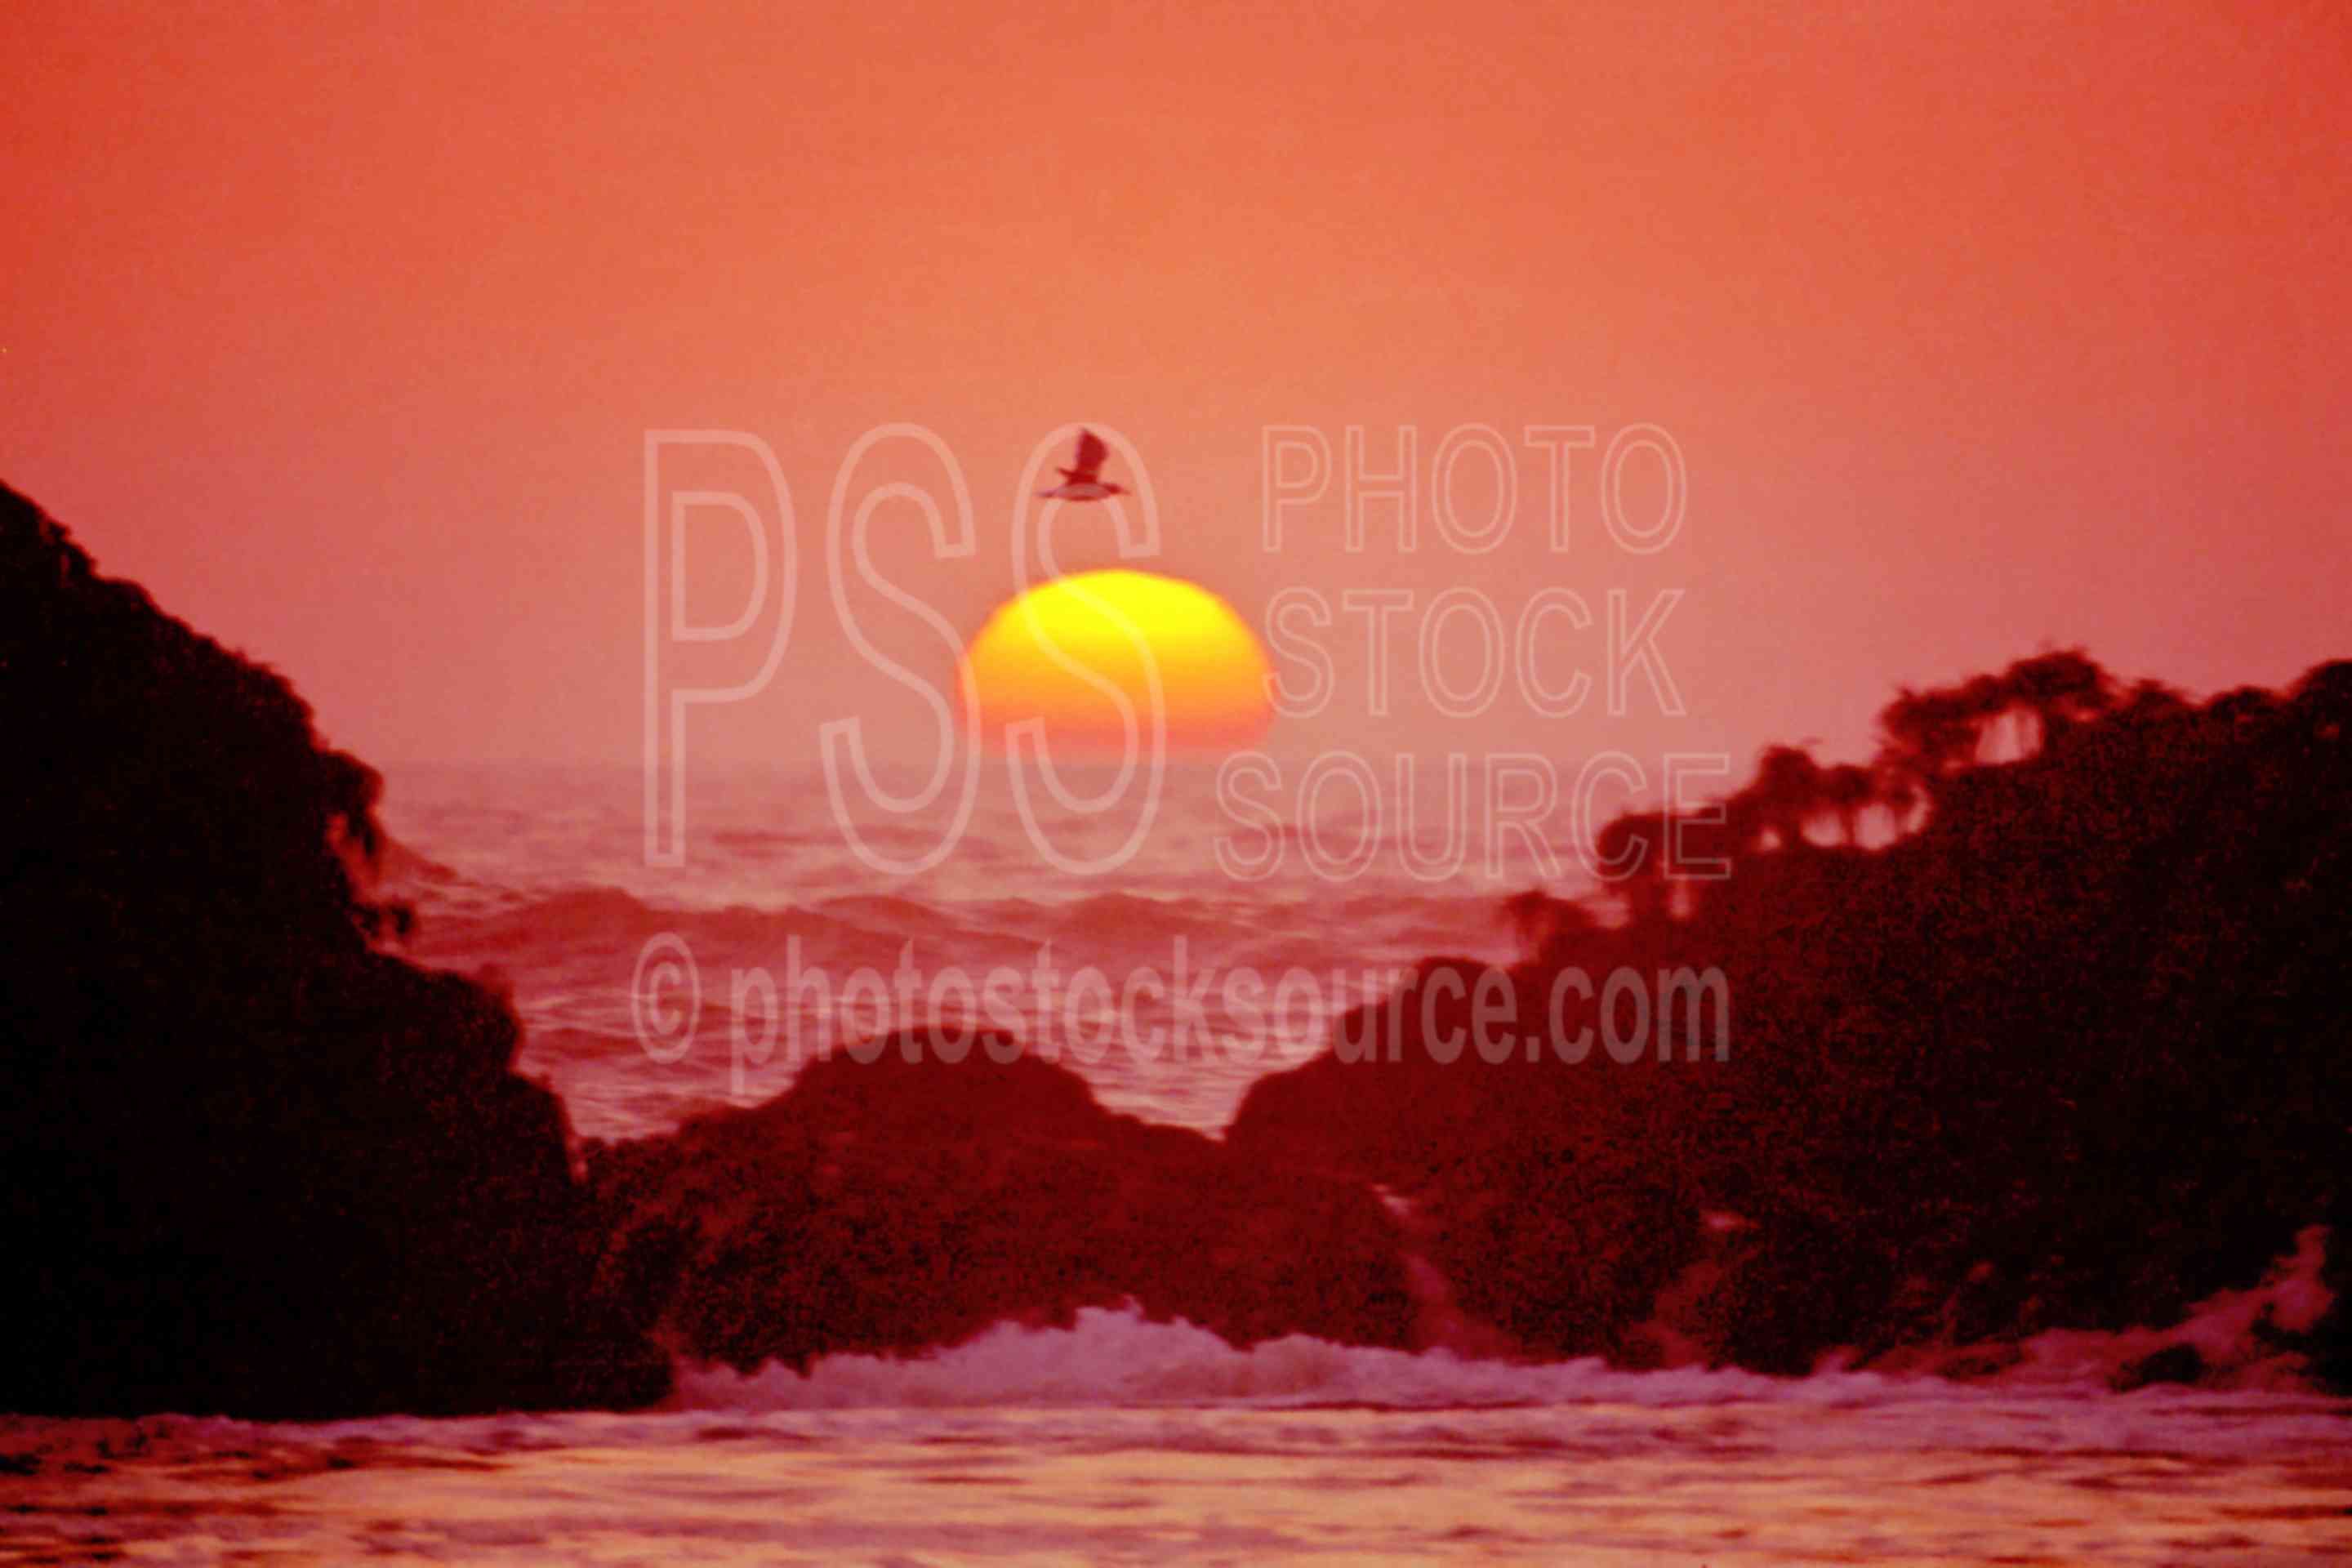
[{"xmin": 5, "ymin": 0, "xmax": 2347, "ymax": 779}]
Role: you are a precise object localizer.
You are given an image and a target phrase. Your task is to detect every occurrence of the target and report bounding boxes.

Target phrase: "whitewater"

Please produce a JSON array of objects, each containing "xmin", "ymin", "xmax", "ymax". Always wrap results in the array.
[{"xmin": 5, "ymin": 762, "xmax": 2345, "ymax": 1565}]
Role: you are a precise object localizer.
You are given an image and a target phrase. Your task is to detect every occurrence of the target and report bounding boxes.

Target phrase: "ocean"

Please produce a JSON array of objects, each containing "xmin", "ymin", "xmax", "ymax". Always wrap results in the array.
[{"xmin": 4, "ymin": 761, "xmax": 2346, "ymax": 1565}]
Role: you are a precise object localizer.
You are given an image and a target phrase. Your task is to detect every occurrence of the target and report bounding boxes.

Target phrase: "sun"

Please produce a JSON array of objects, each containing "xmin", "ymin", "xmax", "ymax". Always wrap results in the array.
[{"xmin": 958, "ymin": 570, "xmax": 1272, "ymax": 752}]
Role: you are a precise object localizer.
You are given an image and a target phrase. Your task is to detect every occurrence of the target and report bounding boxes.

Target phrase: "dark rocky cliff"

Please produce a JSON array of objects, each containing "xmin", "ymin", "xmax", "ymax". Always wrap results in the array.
[{"xmin": 0, "ymin": 483, "xmax": 666, "ymax": 1418}]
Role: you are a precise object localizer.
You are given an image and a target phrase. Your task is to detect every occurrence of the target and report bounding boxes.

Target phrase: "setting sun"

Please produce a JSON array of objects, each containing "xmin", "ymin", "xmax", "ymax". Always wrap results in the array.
[{"xmin": 958, "ymin": 569, "xmax": 1272, "ymax": 752}]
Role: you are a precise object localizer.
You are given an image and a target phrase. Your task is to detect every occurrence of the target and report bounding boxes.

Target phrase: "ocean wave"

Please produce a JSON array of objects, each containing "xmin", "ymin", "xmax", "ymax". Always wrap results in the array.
[
  {"xmin": 671, "ymin": 1307, "xmax": 1776, "ymax": 1411},
  {"xmin": 408, "ymin": 883, "xmax": 891, "ymax": 958},
  {"xmin": 405, "ymin": 879, "xmax": 1512, "ymax": 979},
  {"xmin": 667, "ymin": 1298, "xmax": 2348, "ymax": 1417},
  {"xmin": 813, "ymin": 892, "xmax": 969, "ymax": 932},
  {"xmin": 1844, "ymin": 1225, "xmax": 2336, "ymax": 1392}
]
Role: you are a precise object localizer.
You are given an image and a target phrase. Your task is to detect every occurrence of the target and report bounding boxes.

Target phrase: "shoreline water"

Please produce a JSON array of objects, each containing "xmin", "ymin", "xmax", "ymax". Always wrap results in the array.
[{"xmin": 10, "ymin": 1345, "xmax": 2348, "ymax": 1566}]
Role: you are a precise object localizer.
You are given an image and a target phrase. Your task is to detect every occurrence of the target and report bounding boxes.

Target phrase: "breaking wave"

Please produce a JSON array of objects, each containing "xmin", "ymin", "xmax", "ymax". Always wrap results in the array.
[{"xmin": 671, "ymin": 1242, "xmax": 2341, "ymax": 1414}]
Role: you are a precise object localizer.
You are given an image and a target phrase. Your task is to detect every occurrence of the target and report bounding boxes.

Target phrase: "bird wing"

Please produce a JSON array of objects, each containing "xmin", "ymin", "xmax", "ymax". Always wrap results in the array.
[{"xmin": 1068, "ymin": 429, "xmax": 1108, "ymax": 479}]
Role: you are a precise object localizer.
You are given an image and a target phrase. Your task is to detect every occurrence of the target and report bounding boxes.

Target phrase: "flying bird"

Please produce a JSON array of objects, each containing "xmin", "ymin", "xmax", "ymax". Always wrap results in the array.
[{"xmin": 1036, "ymin": 430, "xmax": 1126, "ymax": 501}]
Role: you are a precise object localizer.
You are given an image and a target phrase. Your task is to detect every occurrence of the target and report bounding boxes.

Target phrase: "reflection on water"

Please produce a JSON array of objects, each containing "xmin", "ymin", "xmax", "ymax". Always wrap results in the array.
[{"xmin": 7, "ymin": 1386, "xmax": 2348, "ymax": 1565}]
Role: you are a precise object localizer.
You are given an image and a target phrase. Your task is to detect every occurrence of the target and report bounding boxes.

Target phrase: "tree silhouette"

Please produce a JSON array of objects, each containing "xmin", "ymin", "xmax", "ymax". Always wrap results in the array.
[
  {"xmin": 1594, "ymin": 811, "xmax": 1670, "ymax": 925},
  {"xmin": 1999, "ymin": 648, "xmax": 2111, "ymax": 751},
  {"xmin": 1818, "ymin": 762, "xmax": 1875, "ymax": 845},
  {"xmin": 1744, "ymin": 743, "xmax": 1826, "ymax": 850},
  {"xmin": 2292, "ymin": 659, "xmax": 2352, "ymax": 743}
]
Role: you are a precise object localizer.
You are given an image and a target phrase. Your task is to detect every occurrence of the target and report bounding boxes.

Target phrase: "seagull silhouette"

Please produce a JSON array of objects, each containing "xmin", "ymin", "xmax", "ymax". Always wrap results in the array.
[{"xmin": 1036, "ymin": 430, "xmax": 1125, "ymax": 501}]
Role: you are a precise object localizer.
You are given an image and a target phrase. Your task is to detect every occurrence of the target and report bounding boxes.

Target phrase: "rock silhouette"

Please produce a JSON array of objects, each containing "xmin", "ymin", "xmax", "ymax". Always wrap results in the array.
[
  {"xmin": 588, "ymin": 1034, "xmax": 1419, "ymax": 1371},
  {"xmin": 1235, "ymin": 648, "xmax": 2352, "ymax": 1381},
  {"xmin": 0, "ymin": 483, "xmax": 666, "ymax": 1418}
]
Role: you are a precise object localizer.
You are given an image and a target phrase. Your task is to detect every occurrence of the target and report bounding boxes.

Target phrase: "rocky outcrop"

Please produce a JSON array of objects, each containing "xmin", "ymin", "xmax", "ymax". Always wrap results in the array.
[
  {"xmin": 1232, "ymin": 656, "xmax": 2352, "ymax": 1385},
  {"xmin": 589, "ymin": 1033, "xmax": 1419, "ymax": 1371},
  {"xmin": 0, "ymin": 482, "xmax": 666, "ymax": 1418}
]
